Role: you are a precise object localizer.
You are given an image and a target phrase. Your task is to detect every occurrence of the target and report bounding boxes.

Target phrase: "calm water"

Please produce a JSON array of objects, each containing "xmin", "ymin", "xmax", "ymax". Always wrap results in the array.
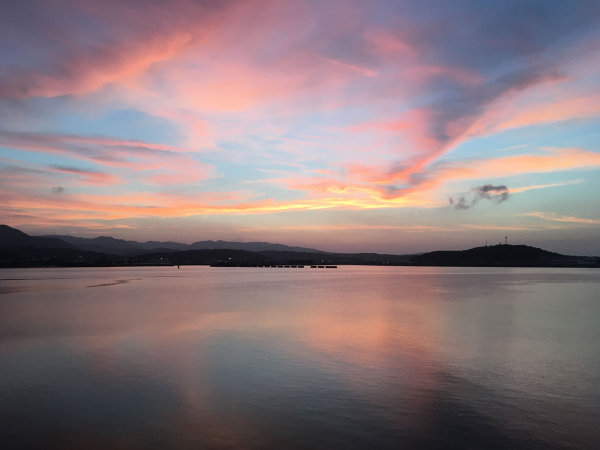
[{"xmin": 1, "ymin": 266, "xmax": 599, "ymax": 449}]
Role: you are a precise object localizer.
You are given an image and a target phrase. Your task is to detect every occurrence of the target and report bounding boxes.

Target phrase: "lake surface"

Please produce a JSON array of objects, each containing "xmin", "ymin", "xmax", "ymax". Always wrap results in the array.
[{"xmin": 1, "ymin": 266, "xmax": 599, "ymax": 449}]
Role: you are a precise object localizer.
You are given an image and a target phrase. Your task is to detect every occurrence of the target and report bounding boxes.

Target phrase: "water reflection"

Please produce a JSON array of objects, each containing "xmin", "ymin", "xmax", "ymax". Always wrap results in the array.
[{"xmin": 1, "ymin": 266, "xmax": 599, "ymax": 448}]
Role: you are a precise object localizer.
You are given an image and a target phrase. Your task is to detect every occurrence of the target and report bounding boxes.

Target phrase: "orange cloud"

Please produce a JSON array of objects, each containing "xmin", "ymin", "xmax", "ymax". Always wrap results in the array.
[
  {"xmin": 496, "ymin": 94, "xmax": 600, "ymax": 132},
  {"xmin": 1, "ymin": 32, "xmax": 194, "ymax": 99},
  {"xmin": 240, "ymin": 224, "xmax": 452, "ymax": 233},
  {"xmin": 343, "ymin": 147, "xmax": 600, "ymax": 201},
  {"xmin": 4, "ymin": 142, "xmax": 597, "ymax": 231},
  {"xmin": 467, "ymin": 147, "xmax": 600, "ymax": 178},
  {"xmin": 465, "ymin": 92, "xmax": 600, "ymax": 138}
]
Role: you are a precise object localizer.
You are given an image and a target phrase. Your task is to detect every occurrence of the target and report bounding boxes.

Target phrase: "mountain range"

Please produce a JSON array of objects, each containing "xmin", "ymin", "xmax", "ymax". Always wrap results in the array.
[
  {"xmin": 0, "ymin": 224, "xmax": 597, "ymax": 268},
  {"xmin": 41, "ymin": 233, "xmax": 325, "ymax": 255},
  {"xmin": 0, "ymin": 225, "xmax": 410, "ymax": 267}
]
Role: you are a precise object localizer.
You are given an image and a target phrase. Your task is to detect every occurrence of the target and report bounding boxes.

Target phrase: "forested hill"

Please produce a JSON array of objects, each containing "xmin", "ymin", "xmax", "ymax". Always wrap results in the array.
[{"xmin": 411, "ymin": 244, "xmax": 598, "ymax": 267}]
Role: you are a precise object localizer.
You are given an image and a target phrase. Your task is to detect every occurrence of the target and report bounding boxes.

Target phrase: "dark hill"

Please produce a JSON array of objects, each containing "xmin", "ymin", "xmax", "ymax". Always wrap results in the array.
[
  {"xmin": 0, "ymin": 225, "xmax": 73, "ymax": 249},
  {"xmin": 0, "ymin": 225, "xmax": 119, "ymax": 267},
  {"xmin": 411, "ymin": 244, "xmax": 596, "ymax": 267}
]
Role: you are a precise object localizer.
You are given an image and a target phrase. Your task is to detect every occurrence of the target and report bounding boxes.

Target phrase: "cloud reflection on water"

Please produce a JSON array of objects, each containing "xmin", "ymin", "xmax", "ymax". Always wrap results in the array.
[{"xmin": 1, "ymin": 266, "xmax": 599, "ymax": 448}]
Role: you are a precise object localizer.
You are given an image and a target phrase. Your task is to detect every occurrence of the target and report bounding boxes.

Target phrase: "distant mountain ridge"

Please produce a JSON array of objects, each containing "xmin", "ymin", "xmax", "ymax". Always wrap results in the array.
[
  {"xmin": 42, "ymin": 233, "xmax": 325, "ymax": 255},
  {"xmin": 0, "ymin": 224, "xmax": 411, "ymax": 266},
  {"xmin": 42, "ymin": 234, "xmax": 185, "ymax": 255},
  {"xmin": 0, "ymin": 225, "xmax": 113, "ymax": 266},
  {"xmin": 188, "ymin": 240, "xmax": 325, "ymax": 253},
  {"xmin": 1, "ymin": 224, "xmax": 597, "ymax": 268}
]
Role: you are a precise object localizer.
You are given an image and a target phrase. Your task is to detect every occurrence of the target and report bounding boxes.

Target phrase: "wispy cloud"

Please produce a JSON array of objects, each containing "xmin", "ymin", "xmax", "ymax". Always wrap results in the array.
[
  {"xmin": 49, "ymin": 165, "xmax": 120, "ymax": 185},
  {"xmin": 524, "ymin": 211, "xmax": 600, "ymax": 225},
  {"xmin": 510, "ymin": 179, "xmax": 584, "ymax": 193},
  {"xmin": 0, "ymin": 130, "xmax": 214, "ymax": 186}
]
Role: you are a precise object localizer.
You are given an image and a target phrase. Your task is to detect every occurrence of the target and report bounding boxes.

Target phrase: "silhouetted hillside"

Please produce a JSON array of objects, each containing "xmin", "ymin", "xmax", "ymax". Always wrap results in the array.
[
  {"xmin": 0, "ymin": 225, "xmax": 119, "ymax": 267},
  {"xmin": 1, "ymin": 225, "xmax": 73, "ymax": 249},
  {"xmin": 1, "ymin": 225, "xmax": 597, "ymax": 268},
  {"xmin": 43, "ymin": 234, "xmax": 323, "ymax": 255},
  {"xmin": 411, "ymin": 244, "xmax": 598, "ymax": 267}
]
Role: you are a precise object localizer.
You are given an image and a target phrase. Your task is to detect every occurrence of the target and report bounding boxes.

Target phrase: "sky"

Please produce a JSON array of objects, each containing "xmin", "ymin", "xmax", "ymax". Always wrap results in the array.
[{"xmin": 1, "ymin": 0, "xmax": 600, "ymax": 255}]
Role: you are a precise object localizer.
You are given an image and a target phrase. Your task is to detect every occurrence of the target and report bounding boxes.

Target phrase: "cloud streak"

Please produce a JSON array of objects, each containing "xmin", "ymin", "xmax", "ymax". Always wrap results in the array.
[
  {"xmin": 0, "ymin": 130, "xmax": 213, "ymax": 186},
  {"xmin": 524, "ymin": 212, "xmax": 600, "ymax": 226}
]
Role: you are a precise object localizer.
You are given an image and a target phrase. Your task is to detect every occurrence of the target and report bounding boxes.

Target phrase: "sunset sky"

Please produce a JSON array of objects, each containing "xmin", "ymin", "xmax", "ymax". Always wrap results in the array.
[{"xmin": 1, "ymin": 0, "xmax": 600, "ymax": 254}]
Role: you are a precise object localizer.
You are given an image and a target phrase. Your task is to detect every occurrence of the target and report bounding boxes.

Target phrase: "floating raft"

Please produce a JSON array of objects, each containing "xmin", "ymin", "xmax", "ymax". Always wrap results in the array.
[{"xmin": 210, "ymin": 264, "xmax": 337, "ymax": 268}]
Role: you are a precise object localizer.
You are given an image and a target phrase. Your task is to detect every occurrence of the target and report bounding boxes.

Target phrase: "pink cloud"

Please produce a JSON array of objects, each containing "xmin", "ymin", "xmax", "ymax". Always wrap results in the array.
[
  {"xmin": 395, "ymin": 147, "xmax": 600, "ymax": 200},
  {"xmin": 486, "ymin": 94, "xmax": 600, "ymax": 134},
  {"xmin": 0, "ymin": 130, "xmax": 214, "ymax": 186},
  {"xmin": 275, "ymin": 147, "xmax": 600, "ymax": 205},
  {"xmin": 49, "ymin": 165, "xmax": 121, "ymax": 185},
  {"xmin": 0, "ymin": 0, "xmax": 239, "ymax": 99},
  {"xmin": 0, "ymin": 31, "xmax": 194, "ymax": 99}
]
